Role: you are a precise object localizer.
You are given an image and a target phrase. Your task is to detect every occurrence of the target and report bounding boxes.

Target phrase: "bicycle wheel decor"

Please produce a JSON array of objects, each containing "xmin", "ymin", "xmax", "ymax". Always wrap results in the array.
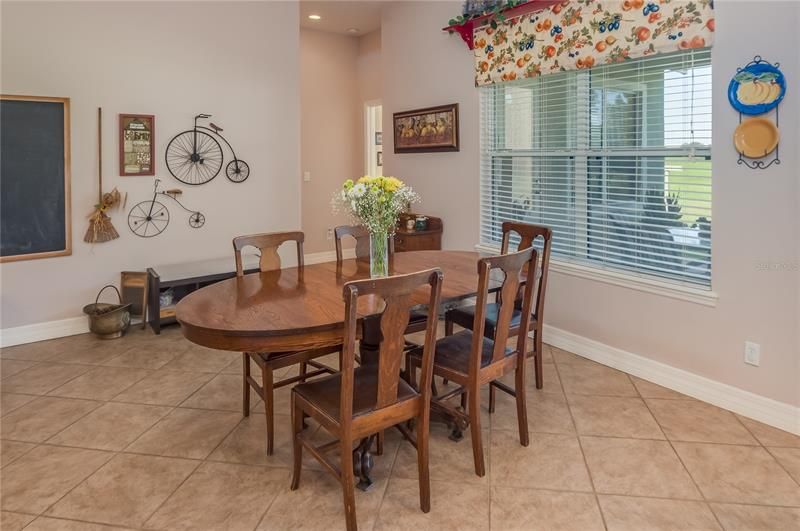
[
  {"xmin": 188, "ymin": 211, "xmax": 206, "ymax": 228},
  {"xmin": 128, "ymin": 200, "xmax": 170, "ymax": 237},
  {"xmin": 165, "ymin": 130, "xmax": 223, "ymax": 185},
  {"xmin": 225, "ymin": 159, "xmax": 250, "ymax": 183}
]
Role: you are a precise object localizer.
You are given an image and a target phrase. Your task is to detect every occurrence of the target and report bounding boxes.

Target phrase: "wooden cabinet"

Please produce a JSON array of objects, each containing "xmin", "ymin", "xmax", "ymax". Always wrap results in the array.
[{"xmin": 394, "ymin": 216, "xmax": 443, "ymax": 252}]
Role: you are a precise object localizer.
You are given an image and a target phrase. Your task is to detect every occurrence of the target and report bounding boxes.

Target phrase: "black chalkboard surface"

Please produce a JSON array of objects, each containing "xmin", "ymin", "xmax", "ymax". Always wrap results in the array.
[{"xmin": 1, "ymin": 95, "xmax": 72, "ymax": 262}]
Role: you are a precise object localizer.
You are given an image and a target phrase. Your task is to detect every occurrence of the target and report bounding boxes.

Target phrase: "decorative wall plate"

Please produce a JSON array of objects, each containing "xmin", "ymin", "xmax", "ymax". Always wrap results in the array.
[
  {"xmin": 734, "ymin": 118, "xmax": 779, "ymax": 159},
  {"xmin": 728, "ymin": 61, "xmax": 786, "ymax": 115}
]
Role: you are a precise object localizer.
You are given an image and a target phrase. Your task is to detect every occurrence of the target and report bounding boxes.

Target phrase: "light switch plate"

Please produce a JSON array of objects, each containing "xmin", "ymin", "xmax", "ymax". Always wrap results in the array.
[{"xmin": 744, "ymin": 341, "xmax": 760, "ymax": 366}]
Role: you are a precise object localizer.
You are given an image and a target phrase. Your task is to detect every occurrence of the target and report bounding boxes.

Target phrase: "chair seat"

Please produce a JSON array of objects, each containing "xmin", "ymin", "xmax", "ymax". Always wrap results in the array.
[
  {"xmin": 447, "ymin": 302, "xmax": 535, "ymax": 338},
  {"xmin": 410, "ymin": 330, "xmax": 512, "ymax": 376},
  {"xmin": 294, "ymin": 366, "xmax": 417, "ymax": 421}
]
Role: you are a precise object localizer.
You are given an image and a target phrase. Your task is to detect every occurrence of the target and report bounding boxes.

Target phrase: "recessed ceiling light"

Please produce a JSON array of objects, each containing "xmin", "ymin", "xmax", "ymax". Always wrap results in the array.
[
  {"xmin": 308, "ymin": 14, "xmax": 321, "ymax": 20},
  {"xmin": 346, "ymin": 28, "xmax": 360, "ymax": 34}
]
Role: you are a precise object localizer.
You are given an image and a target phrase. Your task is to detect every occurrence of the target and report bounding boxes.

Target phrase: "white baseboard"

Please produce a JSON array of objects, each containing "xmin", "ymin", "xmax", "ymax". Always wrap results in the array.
[
  {"xmin": 0, "ymin": 316, "xmax": 89, "ymax": 348},
  {"xmin": 542, "ymin": 324, "xmax": 800, "ymax": 436},
  {"xmin": 304, "ymin": 248, "xmax": 355, "ymax": 265}
]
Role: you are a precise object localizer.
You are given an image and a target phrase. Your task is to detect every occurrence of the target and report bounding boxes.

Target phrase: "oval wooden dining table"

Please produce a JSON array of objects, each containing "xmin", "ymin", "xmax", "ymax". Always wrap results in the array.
[
  {"xmin": 176, "ymin": 250, "xmax": 487, "ymax": 489},
  {"xmin": 177, "ymin": 250, "xmax": 485, "ymax": 359}
]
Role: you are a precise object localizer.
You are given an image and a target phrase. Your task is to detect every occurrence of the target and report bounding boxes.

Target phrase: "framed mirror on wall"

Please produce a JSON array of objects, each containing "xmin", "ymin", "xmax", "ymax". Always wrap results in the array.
[{"xmin": 119, "ymin": 114, "xmax": 154, "ymax": 176}]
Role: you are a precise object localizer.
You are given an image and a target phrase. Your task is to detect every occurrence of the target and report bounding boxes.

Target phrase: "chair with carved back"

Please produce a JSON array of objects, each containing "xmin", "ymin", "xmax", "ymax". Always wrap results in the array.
[
  {"xmin": 408, "ymin": 247, "xmax": 538, "ymax": 476},
  {"xmin": 290, "ymin": 268, "xmax": 443, "ymax": 531},
  {"xmin": 334, "ymin": 225, "xmax": 426, "ymax": 336},
  {"xmin": 234, "ymin": 231, "xmax": 340, "ymax": 455},
  {"xmin": 444, "ymin": 222, "xmax": 552, "ymax": 401}
]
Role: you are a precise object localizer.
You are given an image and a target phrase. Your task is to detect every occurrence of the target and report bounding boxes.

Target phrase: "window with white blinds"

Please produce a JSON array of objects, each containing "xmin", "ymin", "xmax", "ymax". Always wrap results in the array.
[{"xmin": 480, "ymin": 49, "xmax": 712, "ymax": 288}]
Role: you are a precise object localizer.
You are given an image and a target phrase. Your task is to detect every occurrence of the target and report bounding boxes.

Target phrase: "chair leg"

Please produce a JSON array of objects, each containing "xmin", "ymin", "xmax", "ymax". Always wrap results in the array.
[
  {"xmin": 262, "ymin": 365, "xmax": 275, "ymax": 456},
  {"xmin": 515, "ymin": 366, "xmax": 530, "ymax": 447},
  {"xmin": 534, "ymin": 335, "xmax": 544, "ymax": 390},
  {"xmin": 443, "ymin": 320, "xmax": 453, "ymax": 386},
  {"xmin": 376, "ymin": 431, "xmax": 384, "ymax": 456},
  {"xmin": 444, "ymin": 317, "xmax": 454, "ymax": 336},
  {"xmin": 290, "ymin": 395, "xmax": 303, "ymax": 490},
  {"xmin": 299, "ymin": 362, "xmax": 308, "ymax": 382},
  {"xmin": 340, "ymin": 439, "xmax": 358, "ymax": 531},
  {"xmin": 468, "ymin": 386, "xmax": 485, "ymax": 476},
  {"xmin": 416, "ymin": 413, "xmax": 431, "ymax": 513},
  {"xmin": 460, "ymin": 388, "xmax": 467, "ymax": 410},
  {"xmin": 242, "ymin": 353, "xmax": 251, "ymax": 417},
  {"xmin": 488, "ymin": 382, "xmax": 496, "ymax": 414}
]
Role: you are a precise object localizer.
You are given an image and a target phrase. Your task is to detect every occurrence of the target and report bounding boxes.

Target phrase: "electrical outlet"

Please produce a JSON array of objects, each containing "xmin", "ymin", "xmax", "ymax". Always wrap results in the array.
[
  {"xmin": 326, "ymin": 227, "xmax": 333, "ymax": 240},
  {"xmin": 744, "ymin": 341, "xmax": 760, "ymax": 367},
  {"xmin": 303, "ymin": 171, "xmax": 311, "ymax": 182}
]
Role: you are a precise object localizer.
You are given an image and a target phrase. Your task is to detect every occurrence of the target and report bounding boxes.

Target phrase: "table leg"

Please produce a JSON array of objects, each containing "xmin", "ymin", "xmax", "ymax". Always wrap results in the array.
[{"xmin": 353, "ymin": 434, "xmax": 376, "ymax": 491}]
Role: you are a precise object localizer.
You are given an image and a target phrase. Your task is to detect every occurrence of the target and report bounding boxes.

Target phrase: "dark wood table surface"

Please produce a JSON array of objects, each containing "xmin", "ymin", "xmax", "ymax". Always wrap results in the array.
[{"xmin": 176, "ymin": 250, "xmax": 484, "ymax": 354}]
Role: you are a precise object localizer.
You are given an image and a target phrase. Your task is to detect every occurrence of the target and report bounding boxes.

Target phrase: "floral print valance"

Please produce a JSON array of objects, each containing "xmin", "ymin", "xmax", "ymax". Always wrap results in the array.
[{"xmin": 474, "ymin": 0, "xmax": 715, "ymax": 86}]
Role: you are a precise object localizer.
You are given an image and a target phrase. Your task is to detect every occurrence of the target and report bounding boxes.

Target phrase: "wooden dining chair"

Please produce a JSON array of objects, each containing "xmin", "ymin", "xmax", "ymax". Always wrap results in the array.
[
  {"xmin": 408, "ymin": 247, "xmax": 538, "ymax": 477},
  {"xmin": 444, "ymin": 221, "xmax": 552, "ymax": 394},
  {"xmin": 290, "ymin": 268, "xmax": 443, "ymax": 531},
  {"xmin": 334, "ymin": 224, "xmax": 427, "ymax": 335},
  {"xmin": 234, "ymin": 231, "xmax": 341, "ymax": 455}
]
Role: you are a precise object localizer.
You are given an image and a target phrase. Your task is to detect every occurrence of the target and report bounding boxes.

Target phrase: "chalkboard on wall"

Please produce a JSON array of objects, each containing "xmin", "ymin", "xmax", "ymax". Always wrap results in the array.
[{"xmin": 0, "ymin": 95, "xmax": 72, "ymax": 263}]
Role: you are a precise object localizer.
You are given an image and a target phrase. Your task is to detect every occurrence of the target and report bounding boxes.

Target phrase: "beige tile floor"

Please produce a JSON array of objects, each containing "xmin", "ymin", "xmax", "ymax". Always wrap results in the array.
[{"xmin": 1, "ymin": 326, "xmax": 799, "ymax": 530}]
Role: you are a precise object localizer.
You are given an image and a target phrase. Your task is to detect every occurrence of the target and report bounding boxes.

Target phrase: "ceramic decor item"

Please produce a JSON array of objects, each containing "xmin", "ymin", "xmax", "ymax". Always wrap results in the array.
[
  {"xmin": 728, "ymin": 60, "xmax": 786, "ymax": 115},
  {"xmin": 734, "ymin": 118, "xmax": 780, "ymax": 159}
]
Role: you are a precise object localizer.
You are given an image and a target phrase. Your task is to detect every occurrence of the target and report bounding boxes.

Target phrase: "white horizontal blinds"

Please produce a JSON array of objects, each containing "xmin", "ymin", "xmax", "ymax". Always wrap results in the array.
[{"xmin": 480, "ymin": 49, "xmax": 712, "ymax": 287}]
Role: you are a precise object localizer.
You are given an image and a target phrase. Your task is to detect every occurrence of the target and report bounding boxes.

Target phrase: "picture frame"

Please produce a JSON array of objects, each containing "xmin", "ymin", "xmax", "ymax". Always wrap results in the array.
[
  {"xmin": 377, "ymin": 151, "xmax": 383, "ymax": 166},
  {"xmin": 119, "ymin": 114, "xmax": 155, "ymax": 176},
  {"xmin": 393, "ymin": 103, "xmax": 459, "ymax": 153},
  {"xmin": 375, "ymin": 131, "xmax": 383, "ymax": 146}
]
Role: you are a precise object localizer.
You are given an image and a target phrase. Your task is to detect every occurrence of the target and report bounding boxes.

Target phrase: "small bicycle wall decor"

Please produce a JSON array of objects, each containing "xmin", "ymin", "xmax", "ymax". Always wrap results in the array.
[
  {"xmin": 128, "ymin": 179, "xmax": 206, "ymax": 238},
  {"xmin": 165, "ymin": 113, "xmax": 250, "ymax": 185}
]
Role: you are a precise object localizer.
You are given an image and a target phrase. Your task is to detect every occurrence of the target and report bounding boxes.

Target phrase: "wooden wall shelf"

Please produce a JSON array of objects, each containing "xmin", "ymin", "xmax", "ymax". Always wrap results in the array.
[{"xmin": 443, "ymin": 0, "xmax": 561, "ymax": 50}]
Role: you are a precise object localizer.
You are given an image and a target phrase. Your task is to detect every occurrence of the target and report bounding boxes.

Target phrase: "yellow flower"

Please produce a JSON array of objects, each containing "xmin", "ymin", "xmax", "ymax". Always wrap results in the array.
[
  {"xmin": 383, "ymin": 176, "xmax": 403, "ymax": 192},
  {"xmin": 357, "ymin": 176, "xmax": 372, "ymax": 184}
]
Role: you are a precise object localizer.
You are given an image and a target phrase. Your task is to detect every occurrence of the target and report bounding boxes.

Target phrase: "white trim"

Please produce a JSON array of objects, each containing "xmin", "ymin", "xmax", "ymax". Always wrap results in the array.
[
  {"xmin": 0, "ymin": 249, "xmax": 354, "ymax": 347},
  {"xmin": 304, "ymin": 248, "xmax": 355, "ymax": 265},
  {"xmin": 0, "ymin": 316, "xmax": 88, "ymax": 348},
  {"xmin": 543, "ymin": 324, "xmax": 800, "ymax": 436},
  {"xmin": 474, "ymin": 243, "xmax": 718, "ymax": 307}
]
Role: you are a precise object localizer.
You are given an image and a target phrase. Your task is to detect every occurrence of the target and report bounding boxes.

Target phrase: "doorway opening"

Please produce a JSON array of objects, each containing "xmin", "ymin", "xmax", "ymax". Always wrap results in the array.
[{"xmin": 365, "ymin": 101, "xmax": 382, "ymax": 176}]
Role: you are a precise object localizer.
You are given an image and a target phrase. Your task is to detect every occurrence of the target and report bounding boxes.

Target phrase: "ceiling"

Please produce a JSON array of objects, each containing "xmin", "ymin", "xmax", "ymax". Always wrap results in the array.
[{"xmin": 299, "ymin": 1, "xmax": 386, "ymax": 36}]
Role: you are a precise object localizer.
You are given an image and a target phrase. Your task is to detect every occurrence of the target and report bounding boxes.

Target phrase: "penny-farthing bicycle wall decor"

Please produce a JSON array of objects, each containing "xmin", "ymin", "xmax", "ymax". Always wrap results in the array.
[
  {"xmin": 165, "ymin": 113, "xmax": 250, "ymax": 185},
  {"xmin": 128, "ymin": 179, "xmax": 206, "ymax": 238}
]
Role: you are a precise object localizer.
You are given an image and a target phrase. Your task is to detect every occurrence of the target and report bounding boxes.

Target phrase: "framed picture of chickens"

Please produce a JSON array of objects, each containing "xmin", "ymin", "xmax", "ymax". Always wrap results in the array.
[{"xmin": 393, "ymin": 103, "xmax": 459, "ymax": 153}]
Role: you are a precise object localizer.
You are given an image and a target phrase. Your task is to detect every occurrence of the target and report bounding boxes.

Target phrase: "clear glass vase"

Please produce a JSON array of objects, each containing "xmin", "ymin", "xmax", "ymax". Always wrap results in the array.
[{"xmin": 369, "ymin": 230, "xmax": 389, "ymax": 278}]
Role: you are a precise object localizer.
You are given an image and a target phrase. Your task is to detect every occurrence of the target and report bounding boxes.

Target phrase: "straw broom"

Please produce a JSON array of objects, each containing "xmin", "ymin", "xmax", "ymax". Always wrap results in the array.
[{"xmin": 84, "ymin": 107, "xmax": 120, "ymax": 243}]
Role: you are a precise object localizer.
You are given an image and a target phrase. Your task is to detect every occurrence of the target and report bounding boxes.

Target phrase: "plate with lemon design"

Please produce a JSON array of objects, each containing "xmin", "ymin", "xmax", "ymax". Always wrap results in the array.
[{"xmin": 728, "ymin": 62, "xmax": 786, "ymax": 115}]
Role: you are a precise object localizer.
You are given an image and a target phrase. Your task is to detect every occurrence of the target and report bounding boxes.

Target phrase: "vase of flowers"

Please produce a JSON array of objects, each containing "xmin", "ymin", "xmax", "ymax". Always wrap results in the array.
[{"xmin": 333, "ymin": 176, "xmax": 419, "ymax": 278}]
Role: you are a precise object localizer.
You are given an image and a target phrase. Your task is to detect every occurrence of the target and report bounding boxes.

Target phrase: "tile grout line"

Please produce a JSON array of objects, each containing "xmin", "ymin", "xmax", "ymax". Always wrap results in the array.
[
  {"xmin": 551, "ymin": 357, "xmax": 609, "ymax": 531},
  {"xmin": 733, "ymin": 413, "xmax": 800, "ymax": 490},
  {"xmin": 633, "ymin": 372, "xmax": 727, "ymax": 529}
]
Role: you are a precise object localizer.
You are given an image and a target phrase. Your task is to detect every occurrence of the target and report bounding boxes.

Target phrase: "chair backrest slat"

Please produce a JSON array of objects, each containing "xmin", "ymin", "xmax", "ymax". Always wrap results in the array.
[
  {"xmin": 334, "ymin": 225, "xmax": 395, "ymax": 264},
  {"xmin": 340, "ymin": 269, "xmax": 442, "ymax": 419},
  {"xmin": 232, "ymin": 231, "xmax": 304, "ymax": 276},
  {"xmin": 470, "ymin": 247, "xmax": 538, "ymax": 369},
  {"xmin": 500, "ymin": 221, "xmax": 552, "ymax": 321}
]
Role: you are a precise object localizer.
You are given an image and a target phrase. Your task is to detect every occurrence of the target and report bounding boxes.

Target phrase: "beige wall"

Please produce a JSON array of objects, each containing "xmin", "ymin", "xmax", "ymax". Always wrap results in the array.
[
  {"xmin": 300, "ymin": 28, "xmax": 361, "ymax": 253},
  {"xmin": 0, "ymin": 1, "xmax": 301, "ymax": 329},
  {"xmin": 300, "ymin": 27, "xmax": 383, "ymax": 253},
  {"xmin": 382, "ymin": 1, "xmax": 800, "ymax": 407}
]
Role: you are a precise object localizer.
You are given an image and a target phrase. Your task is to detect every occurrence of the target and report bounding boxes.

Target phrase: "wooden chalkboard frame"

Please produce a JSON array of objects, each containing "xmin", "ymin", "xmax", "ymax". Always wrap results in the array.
[{"xmin": 0, "ymin": 95, "xmax": 72, "ymax": 263}]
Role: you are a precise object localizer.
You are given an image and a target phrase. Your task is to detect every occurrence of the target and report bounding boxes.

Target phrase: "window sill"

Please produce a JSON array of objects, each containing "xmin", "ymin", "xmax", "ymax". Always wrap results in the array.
[{"xmin": 474, "ymin": 243, "xmax": 718, "ymax": 307}]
